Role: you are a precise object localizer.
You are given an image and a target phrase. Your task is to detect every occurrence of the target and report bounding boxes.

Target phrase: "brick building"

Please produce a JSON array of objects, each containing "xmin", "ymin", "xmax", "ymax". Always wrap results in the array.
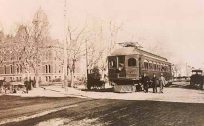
[
  {"xmin": 0, "ymin": 29, "xmax": 65, "ymax": 83},
  {"xmin": 0, "ymin": 9, "xmax": 83, "ymax": 84}
]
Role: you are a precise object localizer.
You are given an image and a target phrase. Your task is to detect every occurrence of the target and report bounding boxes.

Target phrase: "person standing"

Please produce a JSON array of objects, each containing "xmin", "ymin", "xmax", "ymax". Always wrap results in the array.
[
  {"xmin": 151, "ymin": 74, "xmax": 158, "ymax": 93},
  {"xmin": 137, "ymin": 75, "xmax": 143, "ymax": 91},
  {"xmin": 24, "ymin": 78, "xmax": 29, "ymax": 93},
  {"xmin": 159, "ymin": 73, "xmax": 166, "ymax": 93},
  {"xmin": 33, "ymin": 78, "xmax": 36, "ymax": 88},
  {"xmin": 28, "ymin": 78, "xmax": 32, "ymax": 90},
  {"xmin": 142, "ymin": 73, "xmax": 150, "ymax": 93},
  {"xmin": 0, "ymin": 77, "xmax": 4, "ymax": 93}
]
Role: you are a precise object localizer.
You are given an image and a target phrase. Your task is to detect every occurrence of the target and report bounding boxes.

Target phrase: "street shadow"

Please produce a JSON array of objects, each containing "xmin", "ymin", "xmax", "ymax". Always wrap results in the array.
[
  {"xmin": 168, "ymin": 83, "xmax": 189, "ymax": 88},
  {"xmin": 93, "ymin": 100, "xmax": 204, "ymax": 126},
  {"xmin": 167, "ymin": 82, "xmax": 203, "ymax": 91},
  {"xmin": 81, "ymin": 87, "xmax": 114, "ymax": 92},
  {"xmin": 3, "ymin": 99, "xmax": 204, "ymax": 126}
]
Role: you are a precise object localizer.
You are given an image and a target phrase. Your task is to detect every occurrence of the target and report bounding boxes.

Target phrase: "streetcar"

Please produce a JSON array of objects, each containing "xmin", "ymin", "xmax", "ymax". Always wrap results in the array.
[{"xmin": 108, "ymin": 42, "xmax": 172, "ymax": 92}]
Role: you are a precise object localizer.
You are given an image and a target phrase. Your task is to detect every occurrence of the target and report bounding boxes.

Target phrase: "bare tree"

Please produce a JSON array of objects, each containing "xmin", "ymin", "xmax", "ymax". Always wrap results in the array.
[
  {"xmin": 16, "ymin": 10, "xmax": 49, "ymax": 87},
  {"xmin": 0, "ymin": 34, "xmax": 23, "ymax": 73},
  {"xmin": 86, "ymin": 20, "xmax": 122, "ymax": 80},
  {"xmin": 86, "ymin": 41, "xmax": 106, "ymax": 70},
  {"xmin": 108, "ymin": 21, "xmax": 122, "ymax": 55},
  {"xmin": 63, "ymin": 19, "xmax": 122, "ymax": 87},
  {"xmin": 65, "ymin": 24, "xmax": 88, "ymax": 87},
  {"xmin": 172, "ymin": 64, "xmax": 181, "ymax": 77}
]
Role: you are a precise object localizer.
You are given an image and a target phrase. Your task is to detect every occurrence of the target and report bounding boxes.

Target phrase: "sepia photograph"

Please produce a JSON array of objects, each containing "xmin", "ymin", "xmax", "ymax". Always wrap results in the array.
[{"xmin": 0, "ymin": 0, "xmax": 204, "ymax": 125}]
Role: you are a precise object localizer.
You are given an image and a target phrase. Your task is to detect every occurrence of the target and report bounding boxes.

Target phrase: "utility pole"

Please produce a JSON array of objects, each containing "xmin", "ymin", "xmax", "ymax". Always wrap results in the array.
[
  {"xmin": 186, "ymin": 62, "xmax": 188, "ymax": 77},
  {"xmin": 63, "ymin": 0, "xmax": 68, "ymax": 90},
  {"xmin": 85, "ymin": 39, "xmax": 88, "ymax": 88}
]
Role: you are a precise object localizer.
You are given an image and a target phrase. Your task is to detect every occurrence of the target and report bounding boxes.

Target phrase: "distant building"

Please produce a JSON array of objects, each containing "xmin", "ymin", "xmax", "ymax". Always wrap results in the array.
[
  {"xmin": 0, "ymin": 9, "xmax": 82, "ymax": 84},
  {"xmin": 0, "ymin": 29, "xmax": 64, "ymax": 83}
]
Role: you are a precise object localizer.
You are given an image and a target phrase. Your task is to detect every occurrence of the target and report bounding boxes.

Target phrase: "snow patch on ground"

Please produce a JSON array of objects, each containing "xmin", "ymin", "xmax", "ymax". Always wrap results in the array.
[
  {"xmin": 0, "ymin": 104, "xmax": 78, "ymax": 125},
  {"xmin": 35, "ymin": 117, "xmax": 106, "ymax": 126},
  {"xmin": 36, "ymin": 118, "xmax": 65, "ymax": 126}
]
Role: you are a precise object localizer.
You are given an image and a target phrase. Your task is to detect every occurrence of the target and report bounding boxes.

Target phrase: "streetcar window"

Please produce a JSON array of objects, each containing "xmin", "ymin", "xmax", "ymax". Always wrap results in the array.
[
  {"xmin": 159, "ymin": 65, "xmax": 162, "ymax": 71},
  {"xmin": 161, "ymin": 66, "xmax": 165, "ymax": 71},
  {"xmin": 128, "ymin": 58, "xmax": 136, "ymax": 67},
  {"xmin": 149, "ymin": 63, "xmax": 153, "ymax": 70},
  {"xmin": 154, "ymin": 64, "xmax": 157, "ymax": 71},
  {"xmin": 157, "ymin": 65, "xmax": 160, "ymax": 71},
  {"xmin": 144, "ymin": 62, "xmax": 148, "ymax": 69},
  {"xmin": 168, "ymin": 66, "xmax": 171, "ymax": 72},
  {"xmin": 160, "ymin": 65, "xmax": 163, "ymax": 71},
  {"xmin": 165, "ymin": 66, "xmax": 168, "ymax": 72},
  {"xmin": 118, "ymin": 56, "xmax": 125, "ymax": 64},
  {"xmin": 109, "ymin": 60, "xmax": 116, "ymax": 68}
]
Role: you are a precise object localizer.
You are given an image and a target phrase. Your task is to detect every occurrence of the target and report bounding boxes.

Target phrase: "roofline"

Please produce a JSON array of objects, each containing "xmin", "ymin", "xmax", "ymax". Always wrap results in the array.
[
  {"xmin": 138, "ymin": 48, "xmax": 167, "ymax": 61},
  {"xmin": 110, "ymin": 47, "xmax": 168, "ymax": 62},
  {"xmin": 192, "ymin": 70, "xmax": 203, "ymax": 72}
]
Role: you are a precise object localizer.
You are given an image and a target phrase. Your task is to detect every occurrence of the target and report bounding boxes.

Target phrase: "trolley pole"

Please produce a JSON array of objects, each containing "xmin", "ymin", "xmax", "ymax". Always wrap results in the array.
[{"xmin": 186, "ymin": 62, "xmax": 188, "ymax": 77}]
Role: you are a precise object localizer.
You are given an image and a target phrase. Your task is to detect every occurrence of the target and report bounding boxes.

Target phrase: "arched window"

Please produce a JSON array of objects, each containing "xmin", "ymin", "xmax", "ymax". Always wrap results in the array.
[
  {"xmin": 46, "ymin": 76, "xmax": 48, "ymax": 82},
  {"xmin": 49, "ymin": 65, "xmax": 51, "ymax": 73},
  {"xmin": 20, "ymin": 65, "xmax": 22, "ymax": 73},
  {"xmin": 45, "ymin": 65, "xmax": 48, "ymax": 73},
  {"xmin": 149, "ymin": 61, "xmax": 153, "ymax": 70},
  {"xmin": 58, "ymin": 65, "xmax": 62, "ymax": 73},
  {"xmin": 128, "ymin": 58, "xmax": 136, "ymax": 67},
  {"xmin": 4, "ymin": 65, "xmax": 6, "ymax": 74},
  {"xmin": 10, "ymin": 65, "xmax": 13, "ymax": 74},
  {"xmin": 16, "ymin": 65, "xmax": 19, "ymax": 73}
]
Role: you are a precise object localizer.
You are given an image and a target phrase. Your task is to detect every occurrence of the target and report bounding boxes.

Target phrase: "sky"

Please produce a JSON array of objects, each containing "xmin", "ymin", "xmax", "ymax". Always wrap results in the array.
[{"xmin": 0, "ymin": 0, "xmax": 204, "ymax": 73}]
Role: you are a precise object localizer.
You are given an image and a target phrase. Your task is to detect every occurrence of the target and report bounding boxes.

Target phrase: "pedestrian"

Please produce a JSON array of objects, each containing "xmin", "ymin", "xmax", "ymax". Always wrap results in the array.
[
  {"xmin": 159, "ymin": 73, "xmax": 166, "ymax": 93},
  {"xmin": 33, "ymin": 78, "xmax": 36, "ymax": 88},
  {"xmin": 137, "ymin": 76, "xmax": 143, "ymax": 91},
  {"xmin": 24, "ymin": 77, "xmax": 29, "ymax": 93},
  {"xmin": 151, "ymin": 74, "xmax": 158, "ymax": 93},
  {"xmin": 0, "ymin": 77, "xmax": 4, "ymax": 93},
  {"xmin": 142, "ymin": 73, "xmax": 150, "ymax": 93}
]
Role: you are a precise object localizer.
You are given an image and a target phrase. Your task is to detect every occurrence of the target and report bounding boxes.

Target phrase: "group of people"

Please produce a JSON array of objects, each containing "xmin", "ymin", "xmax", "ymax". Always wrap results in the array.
[
  {"xmin": 0, "ymin": 77, "xmax": 36, "ymax": 94},
  {"xmin": 141, "ymin": 73, "xmax": 166, "ymax": 93}
]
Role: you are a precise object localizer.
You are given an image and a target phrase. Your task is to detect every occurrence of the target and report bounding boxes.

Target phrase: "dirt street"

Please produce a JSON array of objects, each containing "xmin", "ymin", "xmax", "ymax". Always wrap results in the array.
[{"xmin": 1, "ymin": 82, "xmax": 204, "ymax": 126}]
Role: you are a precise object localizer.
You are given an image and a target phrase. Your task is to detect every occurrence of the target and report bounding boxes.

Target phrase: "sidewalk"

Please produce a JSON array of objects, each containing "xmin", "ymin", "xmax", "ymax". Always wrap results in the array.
[
  {"xmin": 6, "ymin": 84, "xmax": 204, "ymax": 104},
  {"xmin": 8, "ymin": 85, "xmax": 87, "ymax": 98}
]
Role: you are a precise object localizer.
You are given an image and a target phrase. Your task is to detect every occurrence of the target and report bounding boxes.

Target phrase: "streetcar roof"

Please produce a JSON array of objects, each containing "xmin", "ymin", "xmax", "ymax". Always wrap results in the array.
[
  {"xmin": 111, "ymin": 47, "xmax": 139, "ymax": 56},
  {"xmin": 110, "ymin": 47, "xmax": 168, "ymax": 62}
]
